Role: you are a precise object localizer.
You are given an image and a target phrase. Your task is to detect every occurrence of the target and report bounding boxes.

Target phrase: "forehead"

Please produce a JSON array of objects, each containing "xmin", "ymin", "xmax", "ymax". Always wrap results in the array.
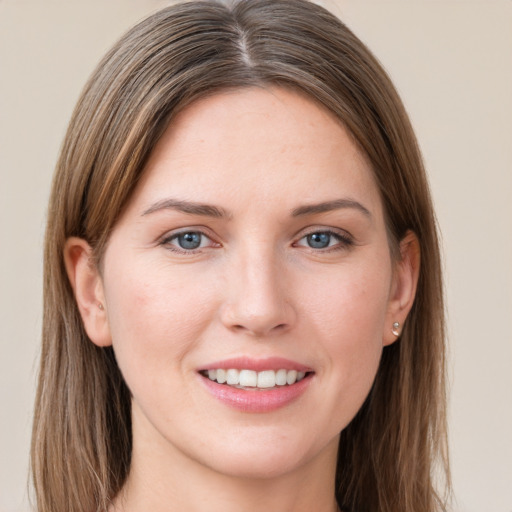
[{"xmin": 125, "ymin": 87, "xmax": 384, "ymax": 221}]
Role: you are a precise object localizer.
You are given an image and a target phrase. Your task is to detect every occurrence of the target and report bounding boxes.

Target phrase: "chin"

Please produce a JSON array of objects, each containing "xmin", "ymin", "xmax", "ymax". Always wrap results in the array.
[
  {"xmin": 201, "ymin": 447, "xmax": 315, "ymax": 480},
  {"xmin": 182, "ymin": 425, "xmax": 340, "ymax": 481}
]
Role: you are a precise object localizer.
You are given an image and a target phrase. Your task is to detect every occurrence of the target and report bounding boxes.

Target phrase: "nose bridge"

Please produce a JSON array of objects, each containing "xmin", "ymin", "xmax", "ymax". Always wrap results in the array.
[{"xmin": 221, "ymin": 240, "xmax": 294, "ymax": 336}]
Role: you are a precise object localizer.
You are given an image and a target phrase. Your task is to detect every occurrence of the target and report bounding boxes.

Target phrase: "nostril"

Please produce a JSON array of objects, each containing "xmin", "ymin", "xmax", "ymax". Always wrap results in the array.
[
  {"xmin": 219, "ymin": 293, "xmax": 296, "ymax": 337},
  {"xmin": 229, "ymin": 322, "xmax": 289, "ymax": 337}
]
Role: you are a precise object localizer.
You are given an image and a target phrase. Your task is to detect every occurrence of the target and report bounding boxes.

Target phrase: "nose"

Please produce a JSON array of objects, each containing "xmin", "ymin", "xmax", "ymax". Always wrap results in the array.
[{"xmin": 219, "ymin": 248, "xmax": 297, "ymax": 337}]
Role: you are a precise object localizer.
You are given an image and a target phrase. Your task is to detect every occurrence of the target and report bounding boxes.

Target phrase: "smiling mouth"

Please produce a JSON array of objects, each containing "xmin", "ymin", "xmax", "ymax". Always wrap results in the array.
[{"xmin": 199, "ymin": 368, "xmax": 313, "ymax": 390}]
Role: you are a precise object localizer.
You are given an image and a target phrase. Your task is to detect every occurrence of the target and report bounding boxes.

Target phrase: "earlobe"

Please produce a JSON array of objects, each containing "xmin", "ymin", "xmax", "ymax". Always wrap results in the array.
[
  {"xmin": 63, "ymin": 237, "xmax": 112, "ymax": 347},
  {"xmin": 383, "ymin": 231, "xmax": 421, "ymax": 346}
]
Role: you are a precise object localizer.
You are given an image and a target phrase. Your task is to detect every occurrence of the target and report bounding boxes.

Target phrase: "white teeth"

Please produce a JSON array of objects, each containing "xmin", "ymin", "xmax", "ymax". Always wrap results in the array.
[
  {"xmin": 205, "ymin": 368, "xmax": 308, "ymax": 388},
  {"xmin": 239, "ymin": 370, "xmax": 257, "ymax": 387},
  {"xmin": 257, "ymin": 370, "xmax": 276, "ymax": 388},
  {"xmin": 226, "ymin": 369, "xmax": 239, "ymax": 385},
  {"xmin": 275, "ymin": 369, "xmax": 287, "ymax": 386},
  {"xmin": 286, "ymin": 370, "xmax": 297, "ymax": 385}
]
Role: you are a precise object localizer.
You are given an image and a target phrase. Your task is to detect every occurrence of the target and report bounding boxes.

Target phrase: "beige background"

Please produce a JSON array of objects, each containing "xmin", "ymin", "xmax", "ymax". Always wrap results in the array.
[{"xmin": 1, "ymin": 1, "xmax": 511, "ymax": 511}]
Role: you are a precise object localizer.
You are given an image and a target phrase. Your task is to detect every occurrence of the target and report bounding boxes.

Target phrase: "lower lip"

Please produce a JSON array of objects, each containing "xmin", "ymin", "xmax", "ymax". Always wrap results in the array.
[{"xmin": 199, "ymin": 374, "xmax": 313, "ymax": 413}]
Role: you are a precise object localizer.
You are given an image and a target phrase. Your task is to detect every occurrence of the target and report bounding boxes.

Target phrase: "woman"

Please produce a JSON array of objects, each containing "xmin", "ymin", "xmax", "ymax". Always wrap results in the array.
[{"xmin": 31, "ymin": 1, "xmax": 450, "ymax": 511}]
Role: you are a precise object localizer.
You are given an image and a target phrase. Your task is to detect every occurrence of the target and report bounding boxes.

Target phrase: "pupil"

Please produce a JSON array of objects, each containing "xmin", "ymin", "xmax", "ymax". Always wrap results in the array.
[
  {"xmin": 308, "ymin": 232, "xmax": 330, "ymax": 248},
  {"xmin": 178, "ymin": 232, "xmax": 201, "ymax": 249}
]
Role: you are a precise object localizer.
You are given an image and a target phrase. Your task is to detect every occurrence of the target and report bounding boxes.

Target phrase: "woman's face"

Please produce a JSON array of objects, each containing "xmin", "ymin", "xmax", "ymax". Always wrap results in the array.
[{"xmin": 91, "ymin": 88, "xmax": 411, "ymax": 479}]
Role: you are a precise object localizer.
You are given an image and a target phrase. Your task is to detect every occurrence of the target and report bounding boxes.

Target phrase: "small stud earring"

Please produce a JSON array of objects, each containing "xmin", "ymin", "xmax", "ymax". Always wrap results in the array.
[
  {"xmin": 98, "ymin": 303, "xmax": 104, "ymax": 311},
  {"xmin": 392, "ymin": 321, "xmax": 400, "ymax": 336}
]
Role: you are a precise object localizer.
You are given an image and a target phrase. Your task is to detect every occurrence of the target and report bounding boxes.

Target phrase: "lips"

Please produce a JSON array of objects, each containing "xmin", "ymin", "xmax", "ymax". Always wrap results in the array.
[{"xmin": 198, "ymin": 357, "xmax": 314, "ymax": 412}]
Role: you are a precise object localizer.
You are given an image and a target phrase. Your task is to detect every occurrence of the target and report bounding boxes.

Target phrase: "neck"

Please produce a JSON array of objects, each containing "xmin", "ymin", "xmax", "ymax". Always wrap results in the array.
[{"xmin": 112, "ymin": 409, "xmax": 340, "ymax": 512}]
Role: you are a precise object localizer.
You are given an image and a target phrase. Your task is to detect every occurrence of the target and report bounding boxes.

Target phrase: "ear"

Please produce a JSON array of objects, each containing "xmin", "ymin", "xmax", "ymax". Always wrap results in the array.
[
  {"xmin": 63, "ymin": 237, "xmax": 112, "ymax": 347},
  {"xmin": 383, "ymin": 231, "xmax": 421, "ymax": 346}
]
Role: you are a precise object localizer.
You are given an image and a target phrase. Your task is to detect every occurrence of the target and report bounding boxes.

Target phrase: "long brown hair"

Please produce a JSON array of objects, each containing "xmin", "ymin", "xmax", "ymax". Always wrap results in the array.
[{"xmin": 32, "ymin": 1, "xmax": 450, "ymax": 511}]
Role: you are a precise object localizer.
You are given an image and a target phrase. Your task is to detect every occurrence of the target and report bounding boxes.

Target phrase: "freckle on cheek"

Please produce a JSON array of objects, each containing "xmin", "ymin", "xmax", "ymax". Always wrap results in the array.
[{"xmin": 133, "ymin": 292, "xmax": 150, "ymax": 308}]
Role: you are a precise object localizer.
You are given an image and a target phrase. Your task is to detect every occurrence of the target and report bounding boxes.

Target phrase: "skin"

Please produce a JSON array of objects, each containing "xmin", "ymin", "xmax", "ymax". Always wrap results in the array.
[{"xmin": 65, "ymin": 87, "xmax": 419, "ymax": 512}]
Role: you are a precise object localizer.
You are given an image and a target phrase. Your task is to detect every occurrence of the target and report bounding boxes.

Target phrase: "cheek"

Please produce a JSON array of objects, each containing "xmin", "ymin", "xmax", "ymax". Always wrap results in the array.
[
  {"xmin": 306, "ymin": 259, "xmax": 391, "ymax": 344},
  {"xmin": 302, "ymin": 259, "xmax": 391, "ymax": 408},
  {"xmin": 103, "ymin": 259, "xmax": 219, "ymax": 382}
]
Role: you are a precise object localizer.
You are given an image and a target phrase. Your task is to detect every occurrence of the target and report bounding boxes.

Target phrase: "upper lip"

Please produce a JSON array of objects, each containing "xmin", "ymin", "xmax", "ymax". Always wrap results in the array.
[{"xmin": 198, "ymin": 356, "xmax": 312, "ymax": 373}]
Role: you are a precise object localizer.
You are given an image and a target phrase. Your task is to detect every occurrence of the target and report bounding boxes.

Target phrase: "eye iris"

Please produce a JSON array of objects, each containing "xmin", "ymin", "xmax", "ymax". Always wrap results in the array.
[
  {"xmin": 178, "ymin": 232, "xmax": 201, "ymax": 249},
  {"xmin": 307, "ymin": 232, "xmax": 331, "ymax": 248}
]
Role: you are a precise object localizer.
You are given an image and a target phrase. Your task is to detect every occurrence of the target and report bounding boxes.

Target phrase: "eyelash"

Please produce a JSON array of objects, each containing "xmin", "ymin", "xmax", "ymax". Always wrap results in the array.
[
  {"xmin": 160, "ymin": 229, "xmax": 218, "ymax": 254},
  {"xmin": 294, "ymin": 229, "xmax": 354, "ymax": 252},
  {"xmin": 160, "ymin": 228, "xmax": 354, "ymax": 254}
]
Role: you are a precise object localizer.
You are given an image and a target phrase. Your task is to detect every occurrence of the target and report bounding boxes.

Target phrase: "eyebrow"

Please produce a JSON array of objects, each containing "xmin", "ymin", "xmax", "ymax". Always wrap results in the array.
[
  {"xmin": 292, "ymin": 198, "xmax": 371, "ymax": 218},
  {"xmin": 142, "ymin": 198, "xmax": 229, "ymax": 218},
  {"xmin": 141, "ymin": 197, "xmax": 371, "ymax": 220}
]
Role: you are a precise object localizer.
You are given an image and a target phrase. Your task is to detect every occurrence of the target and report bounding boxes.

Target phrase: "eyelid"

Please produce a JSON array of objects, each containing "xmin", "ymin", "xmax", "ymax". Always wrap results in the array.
[
  {"xmin": 295, "ymin": 225, "xmax": 354, "ymax": 240},
  {"xmin": 159, "ymin": 227, "xmax": 221, "ymax": 253},
  {"xmin": 293, "ymin": 226, "xmax": 355, "ymax": 250},
  {"xmin": 157, "ymin": 225, "xmax": 354, "ymax": 254}
]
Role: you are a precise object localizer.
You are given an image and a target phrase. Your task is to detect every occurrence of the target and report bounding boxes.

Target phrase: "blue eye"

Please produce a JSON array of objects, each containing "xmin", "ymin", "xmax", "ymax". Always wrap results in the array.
[
  {"xmin": 296, "ymin": 230, "xmax": 353, "ymax": 251},
  {"xmin": 163, "ymin": 231, "xmax": 213, "ymax": 252},
  {"xmin": 176, "ymin": 232, "xmax": 203, "ymax": 250},
  {"xmin": 306, "ymin": 232, "xmax": 332, "ymax": 249}
]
